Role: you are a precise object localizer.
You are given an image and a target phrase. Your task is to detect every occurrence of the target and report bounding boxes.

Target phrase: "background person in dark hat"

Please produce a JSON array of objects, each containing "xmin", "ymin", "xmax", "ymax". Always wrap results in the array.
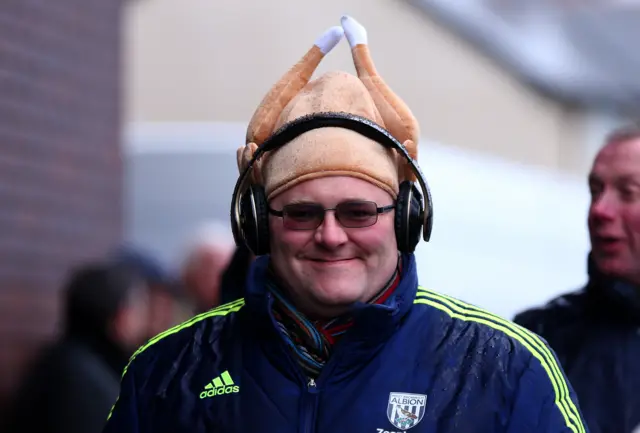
[
  {"xmin": 110, "ymin": 244, "xmax": 185, "ymax": 338},
  {"xmin": 4, "ymin": 262, "xmax": 149, "ymax": 433}
]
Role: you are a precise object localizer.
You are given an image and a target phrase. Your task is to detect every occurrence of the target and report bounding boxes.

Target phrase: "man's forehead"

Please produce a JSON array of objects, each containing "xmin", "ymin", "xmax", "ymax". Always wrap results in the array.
[
  {"xmin": 275, "ymin": 176, "xmax": 393, "ymax": 204},
  {"xmin": 591, "ymin": 138, "xmax": 640, "ymax": 179}
]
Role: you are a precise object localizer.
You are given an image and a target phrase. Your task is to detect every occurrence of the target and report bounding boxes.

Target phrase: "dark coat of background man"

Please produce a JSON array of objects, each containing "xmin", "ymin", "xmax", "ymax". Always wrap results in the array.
[
  {"xmin": 515, "ymin": 125, "xmax": 640, "ymax": 433},
  {"xmin": 3, "ymin": 262, "xmax": 150, "ymax": 433}
]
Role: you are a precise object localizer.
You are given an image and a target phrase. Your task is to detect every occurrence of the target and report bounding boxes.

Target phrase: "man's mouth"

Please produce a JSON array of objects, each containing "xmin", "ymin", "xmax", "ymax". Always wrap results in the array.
[
  {"xmin": 593, "ymin": 236, "xmax": 624, "ymax": 252},
  {"xmin": 307, "ymin": 258, "xmax": 354, "ymax": 264},
  {"xmin": 595, "ymin": 236, "xmax": 621, "ymax": 243}
]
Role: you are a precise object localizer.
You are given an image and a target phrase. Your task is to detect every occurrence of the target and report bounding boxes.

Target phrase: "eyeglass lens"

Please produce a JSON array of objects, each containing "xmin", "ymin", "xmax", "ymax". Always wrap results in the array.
[{"xmin": 282, "ymin": 201, "xmax": 382, "ymax": 230}]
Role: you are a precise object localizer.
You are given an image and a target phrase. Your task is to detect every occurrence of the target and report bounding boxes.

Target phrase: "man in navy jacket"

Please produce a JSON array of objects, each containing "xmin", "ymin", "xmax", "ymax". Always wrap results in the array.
[
  {"xmin": 103, "ymin": 15, "xmax": 587, "ymax": 433},
  {"xmin": 515, "ymin": 125, "xmax": 640, "ymax": 433}
]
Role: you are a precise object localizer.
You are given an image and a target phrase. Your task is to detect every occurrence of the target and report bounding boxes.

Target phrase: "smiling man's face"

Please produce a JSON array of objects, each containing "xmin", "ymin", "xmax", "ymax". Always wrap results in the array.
[
  {"xmin": 268, "ymin": 176, "xmax": 398, "ymax": 319},
  {"xmin": 588, "ymin": 136, "xmax": 640, "ymax": 284}
]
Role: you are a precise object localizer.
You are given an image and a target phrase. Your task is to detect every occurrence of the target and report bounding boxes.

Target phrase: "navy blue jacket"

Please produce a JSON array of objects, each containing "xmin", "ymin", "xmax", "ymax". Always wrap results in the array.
[
  {"xmin": 104, "ymin": 254, "xmax": 587, "ymax": 433},
  {"xmin": 515, "ymin": 256, "xmax": 640, "ymax": 433}
]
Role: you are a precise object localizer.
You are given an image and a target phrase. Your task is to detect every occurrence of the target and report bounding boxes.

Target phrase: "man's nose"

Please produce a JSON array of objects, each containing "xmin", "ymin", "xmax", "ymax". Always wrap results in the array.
[
  {"xmin": 590, "ymin": 192, "xmax": 618, "ymax": 222},
  {"xmin": 314, "ymin": 211, "xmax": 348, "ymax": 248}
]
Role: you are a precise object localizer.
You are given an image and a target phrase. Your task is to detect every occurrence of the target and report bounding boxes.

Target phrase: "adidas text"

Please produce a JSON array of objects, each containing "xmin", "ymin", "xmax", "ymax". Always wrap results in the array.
[
  {"xmin": 200, "ymin": 370, "xmax": 240, "ymax": 399},
  {"xmin": 200, "ymin": 385, "xmax": 239, "ymax": 399}
]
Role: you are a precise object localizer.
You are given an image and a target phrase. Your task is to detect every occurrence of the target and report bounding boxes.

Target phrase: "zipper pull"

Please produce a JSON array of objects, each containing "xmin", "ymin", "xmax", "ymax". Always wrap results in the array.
[{"xmin": 308, "ymin": 378, "xmax": 316, "ymax": 389}]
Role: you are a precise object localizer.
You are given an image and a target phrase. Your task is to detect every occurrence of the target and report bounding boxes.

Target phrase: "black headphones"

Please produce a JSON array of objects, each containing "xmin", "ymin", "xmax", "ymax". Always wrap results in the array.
[{"xmin": 230, "ymin": 112, "xmax": 434, "ymax": 256}]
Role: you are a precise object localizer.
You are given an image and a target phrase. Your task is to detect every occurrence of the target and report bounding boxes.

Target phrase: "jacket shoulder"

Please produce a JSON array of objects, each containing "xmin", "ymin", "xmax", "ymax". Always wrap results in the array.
[
  {"xmin": 414, "ymin": 287, "xmax": 583, "ymax": 422},
  {"xmin": 124, "ymin": 298, "xmax": 245, "ymax": 377},
  {"xmin": 512, "ymin": 288, "xmax": 587, "ymax": 337},
  {"xmin": 414, "ymin": 286, "xmax": 567, "ymax": 376},
  {"xmin": 405, "ymin": 289, "xmax": 586, "ymax": 433}
]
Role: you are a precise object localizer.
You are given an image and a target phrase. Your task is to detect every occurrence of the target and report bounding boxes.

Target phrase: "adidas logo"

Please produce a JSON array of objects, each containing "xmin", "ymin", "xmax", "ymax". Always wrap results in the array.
[{"xmin": 199, "ymin": 370, "xmax": 240, "ymax": 399}]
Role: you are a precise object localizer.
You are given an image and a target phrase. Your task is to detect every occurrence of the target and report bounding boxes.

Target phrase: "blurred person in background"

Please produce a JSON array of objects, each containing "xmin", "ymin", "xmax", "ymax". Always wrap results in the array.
[
  {"xmin": 180, "ymin": 221, "xmax": 235, "ymax": 312},
  {"xmin": 110, "ymin": 244, "xmax": 182, "ymax": 337},
  {"xmin": 103, "ymin": 16, "xmax": 587, "ymax": 433},
  {"xmin": 515, "ymin": 125, "xmax": 640, "ymax": 433},
  {"xmin": 4, "ymin": 262, "xmax": 149, "ymax": 433}
]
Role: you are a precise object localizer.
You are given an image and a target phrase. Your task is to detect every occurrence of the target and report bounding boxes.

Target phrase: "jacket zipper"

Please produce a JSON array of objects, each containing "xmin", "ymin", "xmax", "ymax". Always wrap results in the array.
[
  {"xmin": 267, "ymin": 293, "xmax": 326, "ymax": 433},
  {"xmin": 265, "ymin": 293, "xmax": 323, "ymax": 433},
  {"xmin": 300, "ymin": 378, "xmax": 319, "ymax": 433}
]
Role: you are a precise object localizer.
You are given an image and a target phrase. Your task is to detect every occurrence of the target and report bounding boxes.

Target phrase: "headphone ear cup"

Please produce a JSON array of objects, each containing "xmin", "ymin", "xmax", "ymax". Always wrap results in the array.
[
  {"xmin": 422, "ymin": 180, "xmax": 434, "ymax": 242},
  {"xmin": 239, "ymin": 185, "xmax": 270, "ymax": 256},
  {"xmin": 394, "ymin": 181, "xmax": 424, "ymax": 253}
]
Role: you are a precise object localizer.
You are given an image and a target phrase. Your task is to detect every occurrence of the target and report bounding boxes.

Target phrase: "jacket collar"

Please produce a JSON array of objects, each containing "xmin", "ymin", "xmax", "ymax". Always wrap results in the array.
[
  {"xmin": 586, "ymin": 253, "xmax": 640, "ymax": 325},
  {"xmin": 244, "ymin": 254, "xmax": 418, "ymax": 345}
]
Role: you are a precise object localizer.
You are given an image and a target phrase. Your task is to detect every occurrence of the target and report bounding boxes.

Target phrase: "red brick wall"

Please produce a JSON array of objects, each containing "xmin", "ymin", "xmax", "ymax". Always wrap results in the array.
[{"xmin": 0, "ymin": 0, "xmax": 124, "ymax": 413}]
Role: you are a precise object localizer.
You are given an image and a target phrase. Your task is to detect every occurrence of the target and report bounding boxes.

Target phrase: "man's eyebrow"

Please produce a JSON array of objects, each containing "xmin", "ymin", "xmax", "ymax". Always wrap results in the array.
[
  {"xmin": 617, "ymin": 174, "xmax": 640, "ymax": 186},
  {"xmin": 286, "ymin": 197, "xmax": 370, "ymax": 204},
  {"xmin": 588, "ymin": 173, "xmax": 640, "ymax": 187},
  {"xmin": 285, "ymin": 199, "xmax": 316, "ymax": 205}
]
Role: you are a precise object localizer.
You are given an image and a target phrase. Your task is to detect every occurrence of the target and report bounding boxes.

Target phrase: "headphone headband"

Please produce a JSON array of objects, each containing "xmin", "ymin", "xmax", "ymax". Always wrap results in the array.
[{"xmin": 230, "ymin": 112, "xmax": 433, "ymax": 245}]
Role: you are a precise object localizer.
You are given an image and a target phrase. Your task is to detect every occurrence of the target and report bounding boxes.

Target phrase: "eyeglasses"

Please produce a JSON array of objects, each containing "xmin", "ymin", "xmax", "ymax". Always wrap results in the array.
[{"xmin": 268, "ymin": 200, "xmax": 395, "ymax": 230}]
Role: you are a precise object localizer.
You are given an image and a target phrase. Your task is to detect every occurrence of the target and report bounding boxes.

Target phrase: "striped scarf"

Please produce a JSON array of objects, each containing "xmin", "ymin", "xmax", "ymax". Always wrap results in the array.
[{"xmin": 267, "ymin": 261, "xmax": 401, "ymax": 379}]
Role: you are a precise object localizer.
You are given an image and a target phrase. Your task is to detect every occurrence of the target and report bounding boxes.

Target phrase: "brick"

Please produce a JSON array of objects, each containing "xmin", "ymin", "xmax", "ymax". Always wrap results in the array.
[{"xmin": 0, "ymin": 0, "xmax": 123, "ymax": 408}]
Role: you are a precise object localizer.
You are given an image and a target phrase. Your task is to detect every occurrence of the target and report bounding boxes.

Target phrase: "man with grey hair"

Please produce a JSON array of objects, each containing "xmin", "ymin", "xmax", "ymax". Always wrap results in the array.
[
  {"xmin": 180, "ymin": 221, "xmax": 235, "ymax": 312},
  {"xmin": 515, "ymin": 124, "xmax": 640, "ymax": 433}
]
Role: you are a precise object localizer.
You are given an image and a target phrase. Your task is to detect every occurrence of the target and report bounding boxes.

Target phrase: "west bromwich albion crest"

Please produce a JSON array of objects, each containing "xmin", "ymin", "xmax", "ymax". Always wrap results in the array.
[{"xmin": 387, "ymin": 392, "xmax": 427, "ymax": 430}]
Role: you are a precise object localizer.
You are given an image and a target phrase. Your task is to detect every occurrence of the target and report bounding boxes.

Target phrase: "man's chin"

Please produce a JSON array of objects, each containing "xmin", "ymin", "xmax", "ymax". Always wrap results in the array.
[
  {"xmin": 311, "ymin": 283, "xmax": 363, "ymax": 306},
  {"xmin": 596, "ymin": 256, "xmax": 631, "ymax": 277}
]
